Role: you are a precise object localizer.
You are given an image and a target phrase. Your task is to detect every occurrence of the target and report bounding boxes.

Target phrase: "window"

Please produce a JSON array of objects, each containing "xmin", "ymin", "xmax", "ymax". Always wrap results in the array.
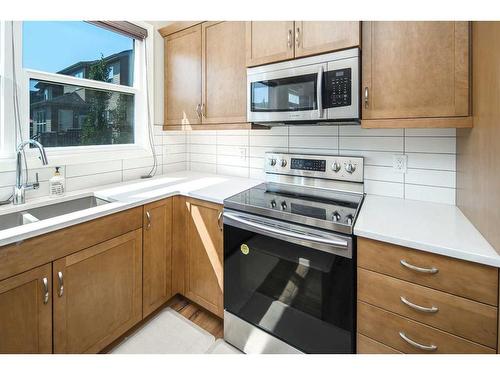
[{"xmin": 22, "ymin": 21, "xmax": 138, "ymax": 149}]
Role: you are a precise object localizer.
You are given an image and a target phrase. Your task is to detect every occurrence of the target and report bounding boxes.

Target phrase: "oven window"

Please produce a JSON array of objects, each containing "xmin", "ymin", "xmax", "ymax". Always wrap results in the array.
[
  {"xmin": 250, "ymin": 73, "xmax": 317, "ymax": 112},
  {"xmin": 224, "ymin": 225, "xmax": 355, "ymax": 353}
]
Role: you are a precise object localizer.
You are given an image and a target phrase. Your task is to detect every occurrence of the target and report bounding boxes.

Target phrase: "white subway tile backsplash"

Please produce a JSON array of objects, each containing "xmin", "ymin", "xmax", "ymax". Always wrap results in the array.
[
  {"xmin": 339, "ymin": 126, "xmax": 403, "ymax": 137},
  {"xmin": 66, "ymin": 160, "xmax": 122, "ymax": 178},
  {"xmin": 289, "ymin": 125, "xmax": 338, "ymax": 136},
  {"xmin": 190, "ymin": 162, "xmax": 216, "ymax": 174},
  {"xmin": 289, "ymin": 136, "xmax": 338, "ymax": 150},
  {"xmin": 405, "ymin": 128, "xmax": 456, "ymax": 137},
  {"xmin": 190, "ymin": 153, "xmax": 216, "ymax": 164},
  {"xmin": 405, "ymin": 169, "xmax": 456, "ymax": 188},
  {"xmin": 404, "ymin": 184, "xmax": 456, "ymax": 205},
  {"xmin": 339, "ymin": 150, "xmax": 394, "ymax": 167},
  {"xmin": 405, "ymin": 137, "xmax": 456, "ymax": 154},
  {"xmin": 66, "ymin": 171, "xmax": 122, "ymax": 191},
  {"xmin": 406, "ymin": 153, "xmax": 456, "ymax": 171},
  {"xmin": 340, "ymin": 136, "xmax": 404, "ymax": 152},
  {"xmin": 250, "ymin": 135, "xmax": 288, "ymax": 148},
  {"xmin": 364, "ymin": 165, "xmax": 404, "ymax": 183},
  {"xmin": 364, "ymin": 180, "xmax": 404, "ymax": 198},
  {"xmin": 217, "ymin": 165, "xmax": 249, "ymax": 178}
]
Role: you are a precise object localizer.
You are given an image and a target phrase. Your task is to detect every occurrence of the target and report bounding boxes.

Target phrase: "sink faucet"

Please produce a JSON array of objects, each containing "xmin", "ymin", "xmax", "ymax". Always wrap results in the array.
[{"xmin": 14, "ymin": 139, "xmax": 49, "ymax": 205}]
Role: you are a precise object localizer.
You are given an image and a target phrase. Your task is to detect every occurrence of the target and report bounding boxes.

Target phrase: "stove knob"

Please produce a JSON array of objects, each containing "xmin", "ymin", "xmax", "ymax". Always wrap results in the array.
[
  {"xmin": 332, "ymin": 211, "xmax": 341, "ymax": 222},
  {"xmin": 346, "ymin": 214, "xmax": 354, "ymax": 225},
  {"xmin": 345, "ymin": 163, "xmax": 356, "ymax": 174},
  {"xmin": 269, "ymin": 158, "xmax": 277, "ymax": 166},
  {"xmin": 280, "ymin": 159, "xmax": 288, "ymax": 168},
  {"xmin": 270, "ymin": 200, "xmax": 276, "ymax": 208},
  {"xmin": 281, "ymin": 201, "xmax": 287, "ymax": 210},
  {"xmin": 332, "ymin": 161, "xmax": 341, "ymax": 173}
]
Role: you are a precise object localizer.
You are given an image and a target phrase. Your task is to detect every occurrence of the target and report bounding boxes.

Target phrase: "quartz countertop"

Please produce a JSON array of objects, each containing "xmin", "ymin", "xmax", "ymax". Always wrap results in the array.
[
  {"xmin": 0, "ymin": 171, "xmax": 262, "ymax": 247},
  {"xmin": 354, "ymin": 195, "xmax": 500, "ymax": 267}
]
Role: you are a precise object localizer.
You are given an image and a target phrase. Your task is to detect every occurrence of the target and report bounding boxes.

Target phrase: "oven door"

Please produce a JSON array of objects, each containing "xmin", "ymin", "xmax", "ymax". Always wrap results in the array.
[
  {"xmin": 223, "ymin": 209, "xmax": 355, "ymax": 354},
  {"xmin": 247, "ymin": 63, "xmax": 327, "ymax": 123}
]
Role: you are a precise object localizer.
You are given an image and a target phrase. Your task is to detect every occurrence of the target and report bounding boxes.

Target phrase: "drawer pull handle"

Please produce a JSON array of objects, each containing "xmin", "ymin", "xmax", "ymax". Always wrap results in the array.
[
  {"xmin": 399, "ymin": 331, "xmax": 437, "ymax": 352},
  {"xmin": 400, "ymin": 296, "xmax": 439, "ymax": 313},
  {"xmin": 400, "ymin": 259, "xmax": 438, "ymax": 274}
]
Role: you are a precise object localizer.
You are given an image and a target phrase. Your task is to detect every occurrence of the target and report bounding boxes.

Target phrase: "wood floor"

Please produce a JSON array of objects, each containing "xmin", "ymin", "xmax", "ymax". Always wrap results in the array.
[{"xmin": 168, "ymin": 295, "xmax": 224, "ymax": 339}]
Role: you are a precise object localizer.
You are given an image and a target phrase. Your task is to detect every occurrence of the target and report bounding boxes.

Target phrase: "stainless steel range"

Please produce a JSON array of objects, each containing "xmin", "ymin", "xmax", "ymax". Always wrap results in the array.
[{"xmin": 223, "ymin": 152, "xmax": 364, "ymax": 354}]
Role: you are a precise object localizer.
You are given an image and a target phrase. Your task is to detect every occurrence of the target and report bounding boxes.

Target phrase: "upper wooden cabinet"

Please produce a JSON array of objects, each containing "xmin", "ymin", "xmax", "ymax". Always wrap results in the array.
[
  {"xmin": 143, "ymin": 198, "xmax": 173, "ymax": 317},
  {"xmin": 362, "ymin": 21, "xmax": 472, "ymax": 128},
  {"xmin": 245, "ymin": 21, "xmax": 295, "ymax": 67},
  {"xmin": 164, "ymin": 25, "xmax": 202, "ymax": 126},
  {"xmin": 164, "ymin": 22, "xmax": 247, "ymax": 129},
  {"xmin": 53, "ymin": 230, "xmax": 143, "ymax": 353},
  {"xmin": 202, "ymin": 22, "xmax": 247, "ymax": 124},
  {"xmin": 0, "ymin": 264, "xmax": 52, "ymax": 354},
  {"xmin": 184, "ymin": 198, "xmax": 224, "ymax": 318},
  {"xmin": 295, "ymin": 21, "xmax": 360, "ymax": 58},
  {"xmin": 246, "ymin": 21, "xmax": 360, "ymax": 66}
]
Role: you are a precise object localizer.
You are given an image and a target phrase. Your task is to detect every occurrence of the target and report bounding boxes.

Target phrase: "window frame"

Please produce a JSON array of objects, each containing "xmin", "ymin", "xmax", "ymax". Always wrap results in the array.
[{"xmin": 0, "ymin": 20, "xmax": 154, "ymax": 166}]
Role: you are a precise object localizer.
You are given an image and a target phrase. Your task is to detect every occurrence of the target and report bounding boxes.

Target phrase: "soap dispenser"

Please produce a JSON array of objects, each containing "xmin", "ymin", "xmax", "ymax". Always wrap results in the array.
[{"xmin": 49, "ymin": 167, "xmax": 65, "ymax": 197}]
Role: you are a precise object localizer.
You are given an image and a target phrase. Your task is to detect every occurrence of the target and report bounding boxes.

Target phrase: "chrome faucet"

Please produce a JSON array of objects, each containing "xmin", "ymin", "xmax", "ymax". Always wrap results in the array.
[{"xmin": 14, "ymin": 140, "xmax": 48, "ymax": 205}]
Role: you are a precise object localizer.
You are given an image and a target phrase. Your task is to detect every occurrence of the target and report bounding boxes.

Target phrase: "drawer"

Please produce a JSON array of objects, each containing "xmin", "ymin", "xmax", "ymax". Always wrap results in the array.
[
  {"xmin": 358, "ymin": 268, "xmax": 498, "ymax": 348},
  {"xmin": 357, "ymin": 333, "xmax": 401, "ymax": 354},
  {"xmin": 357, "ymin": 237, "xmax": 499, "ymax": 306},
  {"xmin": 357, "ymin": 301, "xmax": 496, "ymax": 354}
]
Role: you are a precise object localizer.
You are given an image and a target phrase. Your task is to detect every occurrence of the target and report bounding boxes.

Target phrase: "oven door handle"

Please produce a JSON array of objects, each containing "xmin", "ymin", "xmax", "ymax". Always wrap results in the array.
[{"xmin": 223, "ymin": 211, "xmax": 348, "ymax": 249}]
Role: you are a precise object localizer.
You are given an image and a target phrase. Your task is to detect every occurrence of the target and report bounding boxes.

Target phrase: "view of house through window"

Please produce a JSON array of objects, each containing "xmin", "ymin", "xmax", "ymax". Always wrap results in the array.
[{"xmin": 23, "ymin": 21, "xmax": 136, "ymax": 148}]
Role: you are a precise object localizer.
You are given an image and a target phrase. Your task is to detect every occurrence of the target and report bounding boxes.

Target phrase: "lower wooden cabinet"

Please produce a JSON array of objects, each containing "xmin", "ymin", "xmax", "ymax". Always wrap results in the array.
[
  {"xmin": 184, "ymin": 198, "xmax": 224, "ymax": 317},
  {"xmin": 53, "ymin": 230, "xmax": 143, "ymax": 353},
  {"xmin": 143, "ymin": 198, "xmax": 173, "ymax": 317},
  {"xmin": 0, "ymin": 264, "xmax": 52, "ymax": 353}
]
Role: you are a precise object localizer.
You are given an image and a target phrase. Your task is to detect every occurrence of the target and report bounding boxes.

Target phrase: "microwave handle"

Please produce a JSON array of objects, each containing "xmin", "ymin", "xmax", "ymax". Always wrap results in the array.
[{"xmin": 317, "ymin": 65, "xmax": 324, "ymax": 118}]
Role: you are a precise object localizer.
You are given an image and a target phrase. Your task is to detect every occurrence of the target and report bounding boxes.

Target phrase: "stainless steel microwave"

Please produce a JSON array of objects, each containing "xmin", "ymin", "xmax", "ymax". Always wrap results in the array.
[{"xmin": 247, "ymin": 48, "xmax": 359, "ymax": 124}]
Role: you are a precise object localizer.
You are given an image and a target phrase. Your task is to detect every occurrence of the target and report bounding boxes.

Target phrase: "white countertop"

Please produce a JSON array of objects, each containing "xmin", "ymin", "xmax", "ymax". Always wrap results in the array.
[
  {"xmin": 0, "ymin": 171, "xmax": 262, "ymax": 247},
  {"xmin": 354, "ymin": 195, "xmax": 500, "ymax": 267},
  {"xmin": 1, "ymin": 172, "xmax": 499, "ymax": 268}
]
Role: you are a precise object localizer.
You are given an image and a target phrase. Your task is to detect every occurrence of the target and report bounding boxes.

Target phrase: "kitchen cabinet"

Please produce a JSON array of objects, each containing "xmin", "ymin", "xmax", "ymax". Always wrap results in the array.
[
  {"xmin": 0, "ymin": 264, "xmax": 52, "ymax": 353},
  {"xmin": 294, "ymin": 21, "xmax": 360, "ymax": 58},
  {"xmin": 202, "ymin": 21, "xmax": 247, "ymax": 124},
  {"xmin": 362, "ymin": 21, "xmax": 472, "ymax": 128},
  {"xmin": 143, "ymin": 198, "xmax": 173, "ymax": 317},
  {"xmin": 164, "ymin": 22, "xmax": 247, "ymax": 129},
  {"xmin": 184, "ymin": 198, "xmax": 224, "ymax": 318},
  {"xmin": 245, "ymin": 21, "xmax": 360, "ymax": 66},
  {"xmin": 53, "ymin": 230, "xmax": 143, "ymax": 353},
  {"xmin": 357, "ymin": 237, "xmax": 498, "ymax": 354},
  {"xmin": 245, "ymin": 21, "xmax": 295, "ymax": 67},
  {"xmin": 164, "ymin": 25, "xmax": 202, "ymax": 126}
]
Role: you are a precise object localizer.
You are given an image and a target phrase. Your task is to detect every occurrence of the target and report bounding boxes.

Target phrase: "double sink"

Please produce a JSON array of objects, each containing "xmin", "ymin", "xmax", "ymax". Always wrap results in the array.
[{"xmin": 0, "ymin": 195, "xmax": 110, "ymax": 231}]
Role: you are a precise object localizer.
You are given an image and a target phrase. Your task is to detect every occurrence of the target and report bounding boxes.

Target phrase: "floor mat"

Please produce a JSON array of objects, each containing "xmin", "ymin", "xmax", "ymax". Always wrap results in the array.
[
  {"xmin": 205, "ymin": 339, "xmax": 242, "ymax": 354},
  {"xmin": 110, "ymin": 307, "xmax": 215, "ymax": 354}
]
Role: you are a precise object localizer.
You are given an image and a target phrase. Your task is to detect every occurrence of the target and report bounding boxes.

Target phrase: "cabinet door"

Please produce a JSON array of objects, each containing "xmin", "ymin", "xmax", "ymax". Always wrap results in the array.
[
  {"xmin": 143, "ymin": 198, "xmax": 173, "ymax": 317},
  {"xmin": 294, "ymin": 21, "xmax": 360, "ymax": 58},
  {"xmin": 165, "ymin": 25, "xmax": 202, "ymax": 126},
  {"xmin": 202, "ymin": 21, "xmax": 247, "ymax": 124},
  {"xmin": 53, "ymin": 230, "xmax": 142, "ymax": 353},
  {"xmin": 246, "ymin": 21, "xmax": 295, "ymax": 67},
  {"xmin": 362, "ymin": 22, "xmax": 470, "ymax": 123},
  {"xmin": 185, "ymin": 198, "xmax": 223, "ymax": 317},
  {"xmin": 0, "ymin": 264, "xmax": 52, "ymax": 353}
]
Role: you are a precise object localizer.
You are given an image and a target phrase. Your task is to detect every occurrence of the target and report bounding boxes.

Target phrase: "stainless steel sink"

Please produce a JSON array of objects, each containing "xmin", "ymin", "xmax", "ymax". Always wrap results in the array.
[
  {"xmin": 27, "ymin": 196, "xmax": 109, "ymax": 220},
  {"xmin": 0, "ymin": 196, "xmax": 110, "ymax": 231}
]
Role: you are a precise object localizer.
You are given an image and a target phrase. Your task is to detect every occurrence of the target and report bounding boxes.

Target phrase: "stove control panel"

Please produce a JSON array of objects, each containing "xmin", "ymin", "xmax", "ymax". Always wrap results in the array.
[{"xmin": 265, "ymin": 153, "xmax": 364, "ymax": 183}]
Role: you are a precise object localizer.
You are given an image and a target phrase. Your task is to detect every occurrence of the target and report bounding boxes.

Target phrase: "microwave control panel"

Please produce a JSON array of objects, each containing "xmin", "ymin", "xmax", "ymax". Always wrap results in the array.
[{"xmin": 324, "ymin": 68, "xmax": 352, "ymax": 108}]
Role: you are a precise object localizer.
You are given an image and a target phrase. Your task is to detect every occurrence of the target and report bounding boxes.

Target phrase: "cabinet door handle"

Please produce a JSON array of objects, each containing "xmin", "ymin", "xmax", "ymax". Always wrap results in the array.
[
  {"xmin": 217, "ymin": 211, "xmax": 223, "ymax": 231},
  {"xmin": 146, "ymin": 211, "xmax": 151, "ymax": 229},
  {"xmin": 42, "ymin": 277, "xmax": 49, "ymax": 304},
  {"xmin": 195, "ymin": 104, "xmax": 202, "ymax": 119},
  {"xmin": 57, "ymin": 271, "xmax": 64, "ymax": 297},
  {"xmin": 364, "ymin": 87, "xmax": 369, "ymax": 109},
  {"xmin": 400, "ymin": 259, "xmax": 439, "ymax": 274},
  {"xmin": 400, "ymin": 296, "xmax": 439, "ymax": 313},
  {"xmin": 287, "ymin": 29, "xmax": 292, "ymax": 49},
  {"xmin": 295, "ymin": 27, "xmax": 300, "ymax": 48},
  {"xmin": 399, "ymin": 331, "xmax": 437, "ymax": 352}
]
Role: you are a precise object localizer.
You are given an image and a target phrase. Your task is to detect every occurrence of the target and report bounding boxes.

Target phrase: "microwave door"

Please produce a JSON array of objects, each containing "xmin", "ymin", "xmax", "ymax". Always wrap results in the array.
[{"xmin": 247, "ymin": 63, "xmax": 327, "ymax": 123}]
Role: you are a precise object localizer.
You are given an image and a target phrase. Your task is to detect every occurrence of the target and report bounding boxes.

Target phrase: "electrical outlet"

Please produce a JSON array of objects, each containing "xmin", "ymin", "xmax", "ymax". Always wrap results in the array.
[{"xmin": 393, "ymin": 154, "xmax": 407, "ymax": 173}]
